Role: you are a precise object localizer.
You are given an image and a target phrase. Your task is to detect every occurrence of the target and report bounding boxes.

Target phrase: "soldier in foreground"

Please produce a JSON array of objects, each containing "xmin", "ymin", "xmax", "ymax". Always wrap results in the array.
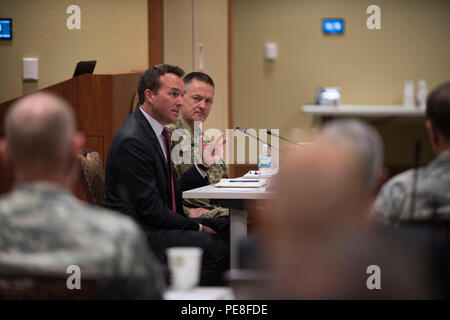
[{"xmin": 0, "ymin": 92, "xmax": 164, "ymax": 299}]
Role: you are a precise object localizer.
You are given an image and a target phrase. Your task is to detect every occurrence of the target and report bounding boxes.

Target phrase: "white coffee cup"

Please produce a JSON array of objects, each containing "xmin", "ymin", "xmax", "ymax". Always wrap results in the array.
[{"xmin": 166, "ymin": 247, "xmax": 203, "ymax": 289}]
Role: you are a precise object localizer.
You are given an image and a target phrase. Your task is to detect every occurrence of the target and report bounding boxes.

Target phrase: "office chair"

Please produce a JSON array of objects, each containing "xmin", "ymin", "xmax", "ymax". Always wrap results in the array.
[
  {"xmin": 78, "ymin": 149, "xmax": 105, "ymax": 207},
  {"xmin": 401, "ymin": 219, "xmax": 450, "ymax": 240},
  {"xmin": 0, "ymin": 268, "xmax": 99, "ymax": 300},
  {"xmin": 0, "ymin": 268, "xmax": 147, "ymax": 299}
]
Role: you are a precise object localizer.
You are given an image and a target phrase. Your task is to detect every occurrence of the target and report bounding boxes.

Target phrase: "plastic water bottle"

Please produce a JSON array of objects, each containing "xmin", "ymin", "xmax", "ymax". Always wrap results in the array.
[
  {"xmin": 417, "ymin": 80, "xmax": 427, "ymax": 109},
  {"xmin": 258, "ymin": 143, "xmax": 273, "ymax": 176}
]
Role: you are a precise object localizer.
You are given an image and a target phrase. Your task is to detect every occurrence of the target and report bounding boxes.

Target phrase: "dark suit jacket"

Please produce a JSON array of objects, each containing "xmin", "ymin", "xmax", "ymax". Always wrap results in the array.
[{"xmin": 104, "ymin": 109, "xmax": 208, "ymax": 235}]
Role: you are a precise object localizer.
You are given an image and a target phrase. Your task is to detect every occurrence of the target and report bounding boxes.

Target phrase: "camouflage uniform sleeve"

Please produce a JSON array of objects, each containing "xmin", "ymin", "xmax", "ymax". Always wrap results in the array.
[
  {"xmin": 372, "ymin": 186, "xmax": 394, "ymax": 224},
  {"xmin": 372, "ymin": 172, "xmax": 411, "ymax": 223},
  {"xmin": 171, "ymin": 128, "xmax": 230, "ymax": 219},
  {"xmin": 222, "ymin": 164, "xmax": 229, "ymax": 179},
  {"xmin": 167, "ymin": 122, "xmax": 193, "ymax": 178},
  {"xmin": 207, "ymin": 163, "xmax": 229, "ymax": 184},
  {"xmin": 183, "ymin": 204, "xmax": 191, "ymax": 217}
]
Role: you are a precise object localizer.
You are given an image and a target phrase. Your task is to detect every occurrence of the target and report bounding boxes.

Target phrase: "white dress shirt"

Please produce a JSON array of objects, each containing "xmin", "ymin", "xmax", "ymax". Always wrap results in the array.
[
  {"xmin": 139, "ymin": 107, "xmax": 204, "ymax": 231},
  {"xmin": 139, "ymin": 107, "xmax": 206, "ymax": 178},
  {"xmin": 140, "ymin": 107, "xmax": 168, "ymax": 160}
]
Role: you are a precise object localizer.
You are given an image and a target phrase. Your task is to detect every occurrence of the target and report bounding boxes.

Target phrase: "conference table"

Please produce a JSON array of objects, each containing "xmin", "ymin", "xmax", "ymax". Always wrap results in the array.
[
  {"xmin": 300, "ymin": 104, "xmax": 426, "ymax": 117},
  {"xmin": 183, "ymin": 184, "xmax": 274, "ymax": 268}
]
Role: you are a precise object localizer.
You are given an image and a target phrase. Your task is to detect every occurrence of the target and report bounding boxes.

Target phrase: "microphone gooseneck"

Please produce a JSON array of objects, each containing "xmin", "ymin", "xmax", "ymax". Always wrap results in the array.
[
  {"xmin": 267, "ymin": 129, "xmax": 297, "ymax": 145},
  {"xmin": 235, "ymin": 126, "xmax": 281, "ymax": 152}
]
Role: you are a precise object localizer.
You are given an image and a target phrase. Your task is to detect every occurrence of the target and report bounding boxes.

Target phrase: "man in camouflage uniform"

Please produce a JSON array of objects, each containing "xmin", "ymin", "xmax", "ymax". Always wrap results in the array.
[
  {"xmin": 0, "ymin": 92, "xmax": 165, "ymax": 299},
  {"xmin": 167, "ymin": 72, "xmax": 229, "ymax": 219},
  {"xmin": 373, "ymin": 81, "xmax": 450, "ymax": 222}
]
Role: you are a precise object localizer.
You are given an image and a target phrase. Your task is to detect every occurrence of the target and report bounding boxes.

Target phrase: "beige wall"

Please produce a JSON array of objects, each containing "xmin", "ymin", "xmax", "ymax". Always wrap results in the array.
[
  {"xmin": 164, "ymin": 0, "xmax": 229, "ymax": 134},
  {"xmin": 0, "ymin": 0, "xmax": 148, "ymax": 103},
  {"xmin": 164, "ymin": 0, "xmax": 193, "ymax": 72},
  {"xmin": 232, "ymin": 0, "xmax": 450, "ymax": 166}
]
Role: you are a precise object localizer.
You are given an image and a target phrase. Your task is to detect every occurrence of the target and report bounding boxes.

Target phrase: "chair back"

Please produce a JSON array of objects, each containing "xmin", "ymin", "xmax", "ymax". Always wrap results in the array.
[
  {"xmin": 130, "ymin": 91, "xmax": 140, "ymax": 114},
  {"xmin": 402, "ymin": 219, "xmax": 450, "ymax": 241},
  {"xmin": 78, "ymin": 149, "xmax": 105, "ymax": 206},
  {"xmin": 0, "ymin": 268, "xmax": 99, "ymax": 300}
]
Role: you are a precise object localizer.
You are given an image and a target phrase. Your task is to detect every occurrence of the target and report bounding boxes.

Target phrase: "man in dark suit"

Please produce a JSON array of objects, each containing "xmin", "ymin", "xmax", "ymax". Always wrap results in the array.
[{"xmin": 104, "ymin": 64, "xmax": 229, "ymax": 286}]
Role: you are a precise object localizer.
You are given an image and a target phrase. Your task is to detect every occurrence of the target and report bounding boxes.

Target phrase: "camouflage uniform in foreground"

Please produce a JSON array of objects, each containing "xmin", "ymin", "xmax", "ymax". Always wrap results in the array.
[
  {"xmin": 0, "ymin": 183, "xmax": 165, "ymax": 299},
  {"xmin": 373, "ymin": 150, "xmax": 450, "ymax": 222},
  {"xmin": 167, "ymin": 119, "xmax": 229, "ymax": 218}
]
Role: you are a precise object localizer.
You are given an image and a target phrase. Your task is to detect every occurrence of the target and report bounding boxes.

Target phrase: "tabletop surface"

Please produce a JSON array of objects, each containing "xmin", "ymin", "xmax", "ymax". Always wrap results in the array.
[{"xmin": 183, "ymin": 184, "xmax": 273, "ymax": 200}]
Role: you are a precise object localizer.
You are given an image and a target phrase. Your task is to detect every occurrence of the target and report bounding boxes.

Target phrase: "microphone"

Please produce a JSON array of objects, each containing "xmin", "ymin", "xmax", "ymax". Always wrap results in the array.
[
  {"xmin": 236, "ymin": 126, "xmax": 281, "ymax": 152},
  {"xmin": 267, "ymin": 129, "xmax": 311, "ymax": 146}
]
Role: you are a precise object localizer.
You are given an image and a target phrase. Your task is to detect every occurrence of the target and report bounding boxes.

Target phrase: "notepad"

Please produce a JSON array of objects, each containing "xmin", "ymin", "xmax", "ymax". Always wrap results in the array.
[{"xmin": 214, "ymin": 178, "xmax": 266, "ymax": 188}]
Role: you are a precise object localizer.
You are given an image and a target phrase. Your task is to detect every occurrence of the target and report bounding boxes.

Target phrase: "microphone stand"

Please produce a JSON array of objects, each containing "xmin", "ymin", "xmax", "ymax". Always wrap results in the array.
[
  {"xmin": 267, "ymin": 129, "xmax": 311, "ymax": 146},
  {"xmin": 236, "ymin": 127, "xmax": 282, "ymax": 152}
]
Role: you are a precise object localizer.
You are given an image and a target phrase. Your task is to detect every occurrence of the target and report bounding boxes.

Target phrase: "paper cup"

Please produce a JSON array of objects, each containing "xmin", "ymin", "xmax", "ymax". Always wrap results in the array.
[{"xmin": 166, "ymin": 247, "xmax": 203, "ymax": 289}]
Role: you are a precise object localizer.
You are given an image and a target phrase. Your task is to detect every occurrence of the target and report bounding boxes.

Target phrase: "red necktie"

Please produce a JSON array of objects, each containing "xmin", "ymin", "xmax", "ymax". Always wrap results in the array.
[{"xmin": 162, "ymin": 128, "xmax": 177, "ymax": 212}]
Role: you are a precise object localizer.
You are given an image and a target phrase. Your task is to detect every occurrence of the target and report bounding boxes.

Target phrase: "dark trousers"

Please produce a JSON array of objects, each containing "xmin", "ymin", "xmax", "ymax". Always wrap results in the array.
[{"xmin": 147, "ymin": 216, "xmax": 230, "ymax": 286}]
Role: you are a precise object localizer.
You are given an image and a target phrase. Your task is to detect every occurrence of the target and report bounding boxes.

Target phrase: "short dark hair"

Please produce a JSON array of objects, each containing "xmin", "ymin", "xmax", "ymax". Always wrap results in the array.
[
  {"xmin": 426, "ymin": 81, "xmax": 450, "ymax": 140},
  {"xmin": 138, "ymin": 64, "xmax": 185, "ymax": 105},
  {"xmin": 183, "ymin": 72, "xmax": 215, "ymax": 89}
]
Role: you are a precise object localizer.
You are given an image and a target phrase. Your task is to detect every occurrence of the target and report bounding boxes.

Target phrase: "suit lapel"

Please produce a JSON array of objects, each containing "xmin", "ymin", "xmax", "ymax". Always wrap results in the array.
[{"xmin": 133, "ymin": 109, "xmax": 171, "ymax": 181}]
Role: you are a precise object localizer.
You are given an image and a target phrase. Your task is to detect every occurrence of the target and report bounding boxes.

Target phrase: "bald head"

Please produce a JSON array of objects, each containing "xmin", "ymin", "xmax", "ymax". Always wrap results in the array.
[
  {"xmin": 4, "ymin": 92, "xmax": 77, "ymax": 171},
  {"xmin": 321, "ymin": 119, "xmax": 384, "ymax": 192},
  {"xmin": 272, "ymin": 139, "xmax": 369, "ymax": 238}
]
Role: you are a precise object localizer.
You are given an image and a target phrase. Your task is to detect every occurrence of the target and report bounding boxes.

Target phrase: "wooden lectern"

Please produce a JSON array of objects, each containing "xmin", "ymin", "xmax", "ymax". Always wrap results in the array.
[{"xmin": 0, "ymin": 72, "xmax": 142, "ymax": 201}]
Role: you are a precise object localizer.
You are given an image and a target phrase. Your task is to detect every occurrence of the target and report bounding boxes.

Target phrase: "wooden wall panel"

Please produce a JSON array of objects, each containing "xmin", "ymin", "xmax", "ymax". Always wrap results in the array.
[
  {"xmin": 0, "ymin": 73, "xmax": 140, "ymax": 199},
  {"xmin": 112, "ymin": 73, "xmax": 142, "ymax": 135},
  {"xmin": 148, "ymin": 0, "xmax": 164, "ymax": 67}
]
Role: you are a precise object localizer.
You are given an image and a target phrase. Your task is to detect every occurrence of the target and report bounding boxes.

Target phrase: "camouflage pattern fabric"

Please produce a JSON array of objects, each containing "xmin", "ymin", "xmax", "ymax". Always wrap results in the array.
[
  {"xmin": 167, "ymin": 119, "xmax": 229, "ymax": 218},
  {"xmin": 0, "ymin": 183, "xmax": 165, "ymax": 299},
  {"xmin": 372, "ymin": 150, "xmax": 450, "ymax": 223}
]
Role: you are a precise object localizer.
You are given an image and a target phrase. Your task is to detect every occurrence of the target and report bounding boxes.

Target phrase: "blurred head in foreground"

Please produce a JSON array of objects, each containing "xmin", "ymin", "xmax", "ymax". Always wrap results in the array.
[
  {"xmin": 258, "ymin": 131, "xmax": 436, "ymax": 299},
  {"xmin": 321, "ymin": 118, "xmax": 386, "ymax": 197},
  {"xmin": 0, "ymin": 92, "xmax": 84, "ymax": 188}
]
